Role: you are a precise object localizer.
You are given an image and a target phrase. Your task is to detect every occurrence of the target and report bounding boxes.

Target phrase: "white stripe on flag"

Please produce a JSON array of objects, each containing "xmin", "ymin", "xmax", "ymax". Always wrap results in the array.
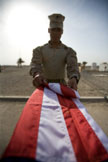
[
  {"xmin": 49, "ymin": 83, "xmax": 62, "ymax": 95},
  {"xmin": 73, "ymin": 98, "xmax": 108, "ymax": 152},
  {"xmin": 36, "ymin": 87, "xmax": 77, "ymax": 162},
  {"xmin": 74, "ymin": 90, "xmax": 80, "ymax": 99}
]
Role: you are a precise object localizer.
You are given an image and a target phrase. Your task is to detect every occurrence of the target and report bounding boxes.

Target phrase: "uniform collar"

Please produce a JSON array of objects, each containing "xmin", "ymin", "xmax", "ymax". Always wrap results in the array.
[{"xmin": 48, "ymin": 40, "xmax": 63, "ymax": 49}]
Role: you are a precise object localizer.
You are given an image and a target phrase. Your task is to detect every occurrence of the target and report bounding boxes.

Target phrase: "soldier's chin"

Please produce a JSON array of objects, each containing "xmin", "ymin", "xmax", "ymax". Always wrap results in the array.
[{"xmin": 53, "ymin": 38, "xmax": 61, "ymax": 42}]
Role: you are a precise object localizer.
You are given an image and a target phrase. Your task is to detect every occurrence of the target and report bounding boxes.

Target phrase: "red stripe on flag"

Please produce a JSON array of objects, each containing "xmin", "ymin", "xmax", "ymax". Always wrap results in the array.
[
  {"xmin": 60, "ymin": 84, "xmax": 77, "ymax": 98},
  {"xmin": 58, "ymin": 95, "xmax": 89, "ymax": 162},
  {"xmin": 58, "ymin": 95, "xmax": 108, "ymax": 162},
  {"xmin": 2, "ymin": 87, "xmax": 44, "ymax": 159},
  {"xmin": 69, "ymin": 101, "xmax": 108, "ymax": 162}
]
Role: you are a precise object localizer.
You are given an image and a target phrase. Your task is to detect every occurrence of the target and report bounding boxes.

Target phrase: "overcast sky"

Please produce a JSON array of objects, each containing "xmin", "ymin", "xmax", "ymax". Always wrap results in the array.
[{"xmin": 0, "ymin": 0, "xmax": 108, "ymax": 65}]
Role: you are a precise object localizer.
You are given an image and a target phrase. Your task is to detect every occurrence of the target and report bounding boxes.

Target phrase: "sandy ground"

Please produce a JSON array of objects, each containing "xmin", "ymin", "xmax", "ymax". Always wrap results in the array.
[
  {"xmin": 0, "ymin": 66, "xmax": 108, "ymax": 157},
  {"xmin": 0, "ymin": 66, "xmax": 108, "ymax": 96}
]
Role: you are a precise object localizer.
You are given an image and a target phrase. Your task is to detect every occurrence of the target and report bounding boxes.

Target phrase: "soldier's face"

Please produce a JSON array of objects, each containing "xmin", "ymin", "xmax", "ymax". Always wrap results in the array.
[{"xmin": 48, "ymin": 28, "xmax": 63, "ymax": 42}]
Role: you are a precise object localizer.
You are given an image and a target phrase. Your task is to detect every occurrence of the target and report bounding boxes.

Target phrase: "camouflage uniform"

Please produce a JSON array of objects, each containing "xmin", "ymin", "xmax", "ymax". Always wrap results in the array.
[{"xmin": 30, "ymin": 41, "xmax": 80, "ymax": 84}]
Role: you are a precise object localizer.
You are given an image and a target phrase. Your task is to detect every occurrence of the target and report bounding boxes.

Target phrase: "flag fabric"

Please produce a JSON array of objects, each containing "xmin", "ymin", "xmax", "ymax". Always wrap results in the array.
[{"xmin": 1, "ymin": 83, "xmax": 108, "ymax": 162}]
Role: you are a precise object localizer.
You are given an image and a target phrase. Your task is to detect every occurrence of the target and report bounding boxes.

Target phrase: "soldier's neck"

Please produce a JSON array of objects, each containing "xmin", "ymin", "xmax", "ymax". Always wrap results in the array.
[{"xmin": 50, "ymin": 40, "xmax": 61, "ymax": 48}]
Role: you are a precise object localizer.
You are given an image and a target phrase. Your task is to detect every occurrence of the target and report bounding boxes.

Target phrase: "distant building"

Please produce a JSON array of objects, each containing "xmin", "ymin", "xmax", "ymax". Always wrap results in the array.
[
  {"xmin": 84, "ymin": 66, "xmax": 91, "ymax": 71},
  {"xmin": 99, "ymin": 62, "xmax": 108, "ymax": 71},
  {"xmin": 91, "ymin": 62, "xmax": 97, "ymax": 70}
]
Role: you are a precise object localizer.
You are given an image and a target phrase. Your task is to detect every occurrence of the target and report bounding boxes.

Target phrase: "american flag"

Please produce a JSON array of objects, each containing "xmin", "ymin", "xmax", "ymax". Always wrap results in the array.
[{"xmin": 1, "ymin": 83, "xmax": 108, "ymax": 162}]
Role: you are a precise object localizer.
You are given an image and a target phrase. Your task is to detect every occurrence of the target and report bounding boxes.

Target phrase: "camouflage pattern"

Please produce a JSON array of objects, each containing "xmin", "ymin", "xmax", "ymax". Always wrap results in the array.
[{"xmin": 30, "ymin": 41, "xmax": 80, "ymax": 82}]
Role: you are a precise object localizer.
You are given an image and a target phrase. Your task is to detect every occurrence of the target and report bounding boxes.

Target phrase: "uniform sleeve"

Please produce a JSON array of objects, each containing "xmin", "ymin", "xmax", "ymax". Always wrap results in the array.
[
  {"xmin": 66, "ymin": 48, "xmax": 80, "ymax": 82},
  {"xmin": 29, "ymin": 47, "xmax": 43, "ymax": 77}
]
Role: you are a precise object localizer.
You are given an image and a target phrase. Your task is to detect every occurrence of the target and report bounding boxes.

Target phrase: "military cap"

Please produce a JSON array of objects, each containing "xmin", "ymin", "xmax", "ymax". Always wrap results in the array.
[{"xmin": 48, "ymin": 13, "xmax": 65, "ymax": 29}]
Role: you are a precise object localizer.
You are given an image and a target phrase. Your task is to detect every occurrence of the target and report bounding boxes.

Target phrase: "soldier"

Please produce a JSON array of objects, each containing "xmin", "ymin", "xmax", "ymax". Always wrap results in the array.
[{"xmin": 30, "ymin": 13, "xmax": 80, "ymax": 90}]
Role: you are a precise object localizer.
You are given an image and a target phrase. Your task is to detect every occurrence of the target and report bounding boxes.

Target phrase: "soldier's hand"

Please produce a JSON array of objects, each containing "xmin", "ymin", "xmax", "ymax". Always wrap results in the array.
[
  {"xmin": 33, "ymin": 74, "xmax": 47, "ymax": 87},
  {"xmin": 68, "ymin": 78, "xmax": 77, "ymax": 90}
]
